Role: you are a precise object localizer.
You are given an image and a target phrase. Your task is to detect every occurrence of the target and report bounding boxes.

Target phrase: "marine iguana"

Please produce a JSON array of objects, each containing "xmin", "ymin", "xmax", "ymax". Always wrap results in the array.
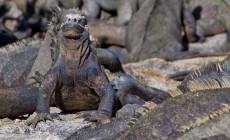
[
  {"xmin": 24, "ymin": 7, "xmax": 141, "ymax": 127},
  {"xmin": 67, "ymin": 63, "xmax": 230, "ymax": 139},
  {"xmin": 0, "ymin": 8, "xmax": 166, "ymax": 121},
  {"xmin": 0, "ymin": 8, "xmax": 168, "ymax": 129}
]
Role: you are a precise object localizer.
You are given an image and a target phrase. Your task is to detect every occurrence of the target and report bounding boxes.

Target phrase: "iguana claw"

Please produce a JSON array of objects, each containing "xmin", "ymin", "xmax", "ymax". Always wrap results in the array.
[{"xmin": 25, "ymin": 113, "xmax": 53, "ymax": 128}]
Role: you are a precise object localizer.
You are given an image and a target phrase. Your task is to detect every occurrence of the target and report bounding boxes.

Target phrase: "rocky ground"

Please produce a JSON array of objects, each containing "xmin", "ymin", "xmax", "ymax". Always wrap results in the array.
[{"xmin": 0, "ymin": 33, "xmax": 229, "ymax": 139}]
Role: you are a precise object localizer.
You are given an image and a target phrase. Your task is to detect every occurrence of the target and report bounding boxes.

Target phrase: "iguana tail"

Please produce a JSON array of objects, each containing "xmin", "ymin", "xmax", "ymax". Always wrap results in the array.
[{"xmin": 0, "ymin": 86, "xmax": 39, "ymax": 118}]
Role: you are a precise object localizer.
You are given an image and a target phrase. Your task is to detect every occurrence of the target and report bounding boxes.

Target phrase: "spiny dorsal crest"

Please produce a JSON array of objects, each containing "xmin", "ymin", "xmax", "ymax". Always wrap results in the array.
[
  {"xmin": 126, "ymin": 102, "xmax": 157, "ymax": 127},
  {"xmin": 0, "ymin": 38, "xmax": 37, "ymax": 52},
  {"xmin": 183, "ymin": 63, "xmax": 227, "ymax": 83},
  {"xmin": 169, "ymin": 63, "xmax": 230, "ymax": 97}
]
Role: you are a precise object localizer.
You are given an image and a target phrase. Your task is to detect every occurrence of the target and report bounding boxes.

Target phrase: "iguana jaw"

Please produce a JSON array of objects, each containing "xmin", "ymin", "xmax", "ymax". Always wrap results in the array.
[{"xmin": 60, "ymin": 23, "xmax": 87, "ymax": 40}]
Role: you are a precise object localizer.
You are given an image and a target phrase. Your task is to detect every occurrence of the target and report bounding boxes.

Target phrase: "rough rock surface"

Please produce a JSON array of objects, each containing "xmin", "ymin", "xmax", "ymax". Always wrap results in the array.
[
  {"xmin": 0, "ymin": 56, "xmax": 226, "ymax": 139},
  {"xmin": 0, "ymin": 108, "xmax": 89, "ymax": 140},
  {"xmin": 189, "ymin": 33, "xmax": 227, "ymax": 53},
  {"xmin": 123, "ymin": 56, "xmax": 226, "ymax": 91},
  {"xmin": 0, "ymin": 34, "xmax": 228, "ymax": 139},
  {"xmin": 126, "ymin": 0, "xmax": 187, "ymax": 61}
]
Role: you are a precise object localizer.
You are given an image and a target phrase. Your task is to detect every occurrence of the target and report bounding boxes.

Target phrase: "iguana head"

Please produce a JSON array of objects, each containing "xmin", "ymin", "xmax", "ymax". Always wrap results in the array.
[{"xmin": 51, "ymin": 7, "xmax": 89, "ymax": 49}]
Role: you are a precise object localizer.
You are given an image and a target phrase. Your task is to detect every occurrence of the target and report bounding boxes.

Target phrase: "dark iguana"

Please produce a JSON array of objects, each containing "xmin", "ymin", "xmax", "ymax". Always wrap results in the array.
[
  {"xmin": 24, "ymin": 8, "xmax": 119, "ymax": 126},
  {"xmin": 0, "ymin": 38, "xmax": 164, "ymax": 119},
  {"xmin": 0, "ymin": 8, "xmax": 167, "ymax": 128},
  {"xmin": 67, "ymin": 63, "xmax": 230, "ymax": 139}
]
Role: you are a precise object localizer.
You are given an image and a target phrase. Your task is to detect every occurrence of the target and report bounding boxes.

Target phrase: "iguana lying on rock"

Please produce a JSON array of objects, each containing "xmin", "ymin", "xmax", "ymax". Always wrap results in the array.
[
  {"xmin": 0, "ymin": 8, "xmax": 167, "ymax": 128},
  {"xmin": 0, "ymin": 39, "xmax": 41, "ymax": 87},
  {"xmin": 24, "ymin": 7, "xmax": 120, "ymax": 126},
  {"xmin": 67, "ymin": 63, "xmax": 230, "ymax": 139}
]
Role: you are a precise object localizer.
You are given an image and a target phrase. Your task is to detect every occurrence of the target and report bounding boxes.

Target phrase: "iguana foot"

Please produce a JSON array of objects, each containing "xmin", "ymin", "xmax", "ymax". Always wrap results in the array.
[
  {"xmin": 25, "ymin": 113, "xmax": 53, "ymax": 128},
  {"xmin": 76, "ymin": 110, "xmax": 110, "ymax": 122}
]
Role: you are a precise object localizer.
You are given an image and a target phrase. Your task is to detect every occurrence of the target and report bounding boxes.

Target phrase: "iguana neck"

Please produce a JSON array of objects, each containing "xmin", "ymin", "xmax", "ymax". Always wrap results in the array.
[{"xmin": 58, "ymin": 35, "xmax": 91, "ymax": 67}]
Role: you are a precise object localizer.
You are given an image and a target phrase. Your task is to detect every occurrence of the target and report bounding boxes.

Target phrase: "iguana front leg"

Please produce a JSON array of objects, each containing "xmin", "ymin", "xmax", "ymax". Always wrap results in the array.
[
  {"xmin": 25, "ymin": 70, "xmax": 58, "ymax": 127},
  {"xmin": 85, "ymin": 68, "xmax": 115, "ymax": 121}
]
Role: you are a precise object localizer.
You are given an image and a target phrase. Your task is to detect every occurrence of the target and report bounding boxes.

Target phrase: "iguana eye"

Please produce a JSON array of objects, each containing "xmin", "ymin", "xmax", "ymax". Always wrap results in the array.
[
  {"xmin": 79, "ymin": 19, "xmax": 87, "ymax": 26},
  {"xmin": 74, "ymin": 18, "xmax": 77, "ymax": 22}
]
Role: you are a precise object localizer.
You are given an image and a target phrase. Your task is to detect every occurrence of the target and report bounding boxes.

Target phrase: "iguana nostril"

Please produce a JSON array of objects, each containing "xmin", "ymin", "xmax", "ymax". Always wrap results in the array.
[
  {"xmin": 74, "ymin": 18, "xmax": 77, "ymax": 22},
  {"xmin": 68, "ymin": 18, "xmax": 70, "ymax": 21}
]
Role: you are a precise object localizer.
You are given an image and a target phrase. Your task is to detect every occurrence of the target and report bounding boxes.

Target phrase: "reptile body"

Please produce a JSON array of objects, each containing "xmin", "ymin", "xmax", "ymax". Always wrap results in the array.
[{"xmin": 68, "ymin": 63, "xmax": 230, "ymax": 139}]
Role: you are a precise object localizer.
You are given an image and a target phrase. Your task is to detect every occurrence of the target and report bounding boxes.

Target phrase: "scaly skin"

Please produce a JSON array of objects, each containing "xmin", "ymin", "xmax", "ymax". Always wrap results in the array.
[
  {"xmin": 25, "ymin": 8, "xmax": 117, "ymax": 126},
  {"xmin": 0, "ymin": 39, "xmax": 41, "ymax": 87},
  {"xmin": 108, "ymin": 72, "xmax": 168, "ymax": 101},
  {"xmin": 0, "ymin": 86, "xmax": 38, "ymax": 118},
  {"xmin": 67, "ymin": 63, "xmax": 230, "ymax": 139},
  {"xmin": 0, "ymin": 31, "xmax": 165, "ymax": 120},
  {"xmin": 68, "ymin": 88, "xmax": 230, "ymax": 140},
  {"xmin": 0, "ymin": 8, "xmax": 166, "ymax": 122},
  {"xmin": 24, "ymin": 8, "xmax": 166, "ymax": 127}
]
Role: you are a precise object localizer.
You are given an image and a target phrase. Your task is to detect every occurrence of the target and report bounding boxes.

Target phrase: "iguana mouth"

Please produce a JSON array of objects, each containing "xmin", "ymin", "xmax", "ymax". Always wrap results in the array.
[
  {"xmin": 61, "ymin": 24, "xmax": 86, "ymax": 40},
  {"xmin": 64, "ymin": 31, "xmax": 81, "ymax": 40}
]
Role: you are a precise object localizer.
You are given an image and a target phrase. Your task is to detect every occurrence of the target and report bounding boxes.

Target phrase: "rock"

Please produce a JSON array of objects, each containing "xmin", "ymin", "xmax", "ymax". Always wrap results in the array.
[
  {"xmin": 117, "ymin": 0, "xmax": 137, "ymax": 25},
  {"xmin": 138, "ymin": 0, "xmax": 146, "ymax": 8},
  {"xmin": 126, "ymin": 0, "xmax": 184, "ymax": 61},
  {"xmin": 82, "ymin": 0, "xmax": 136, "ymax": 25},
  {"xmin": 189, "ymin": 33, "xmax": 227, "ymax": 53},
  {"xmin": 58, "ymin": 0, "xmax": 82, "ymax": 9},
  {"xmin": 5, "ymin": 1, "xmax": 23, "ymax": 19},
  {"xmin": 188, "ymin": 0, "xmax": 230, "ymax": 37},
  {"xmin": 35, "ymin": 0, "xmax": 58, "ymax": 17},
  {"xmin": 100, "ymin": 10, "xmax": 112, "ymax": 22},
  {"xmin": 82, "ymin": 0, "xmax": 100, "ymax": 18},
  {"xmin": 4, "ymin": 1, "xmax": 23, "ymax": 32},
  {"xmin": 0, "ymin": 107, "xmax": 90, "ymax": 140},
  {"xmin": 123, "ymin": 56, "xmax": 226, "ymax": 91},
  {"xmin": 14, "ymin": 0, "xmax": 35, "ymax": 13},
  {"xmin": 88, "ymin": 22, "xmax": 126, "ymax": 46}
]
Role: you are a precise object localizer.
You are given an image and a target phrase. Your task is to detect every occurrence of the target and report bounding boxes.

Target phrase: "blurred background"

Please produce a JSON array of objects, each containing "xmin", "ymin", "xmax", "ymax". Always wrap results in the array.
[{"xmin": 1, "ymin": 0, "xmax": 230, "ymax": 63}]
